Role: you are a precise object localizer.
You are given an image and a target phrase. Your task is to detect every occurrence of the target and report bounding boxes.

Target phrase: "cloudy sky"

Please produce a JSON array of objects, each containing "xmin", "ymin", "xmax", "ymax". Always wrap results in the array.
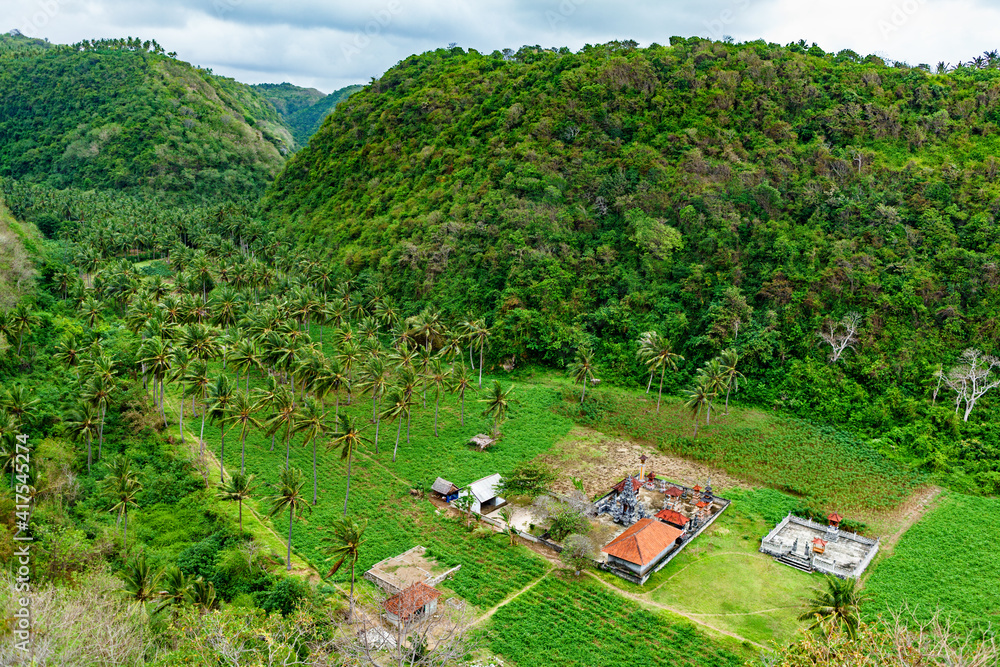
[{"xmin": 4, "ymin": 0, "xmax": 999, "ymax": 93}]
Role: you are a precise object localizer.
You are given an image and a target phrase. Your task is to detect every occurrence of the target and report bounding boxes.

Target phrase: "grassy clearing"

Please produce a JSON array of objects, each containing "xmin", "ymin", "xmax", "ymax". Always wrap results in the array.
[
  {"xmin": 485, "ymin": 574, "xmax": 747, "ymax": 667},
  {"xmin": 559, "ymin": 382, "xmax": 918, "ymax": 514},
  {"xmin": 158, "ymin": 353, "xmax": 562, "ymax": 610},
  {"xmin": 588, "ymin": 489, "xmax": 816, "ymax": 646},
  {"xmin": 862, "ymin": 491, "xmax": 1000, "ymax": 634}
]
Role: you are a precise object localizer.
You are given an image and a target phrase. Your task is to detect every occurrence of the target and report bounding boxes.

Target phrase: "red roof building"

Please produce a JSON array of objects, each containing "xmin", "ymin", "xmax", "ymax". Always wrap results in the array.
[
  {"xmin": 384, "ymin": 582, "xmax": 442, "ymax": 625},
  {"xmin": 664, "ymin": 486, "xmax": 683, "ymax": 497},
  {"xmin": 602, "ymin": 518, "xmax": 683, "ymax": 577},
  {"xmin": 655, "ymin": 509, "xmax": 690, "ymax": 528},
  {"xmin": 613, "ymin": 476, "xmax": 643, "ymax": 494},
  {"xmin": 827, "ymin": 512, "xmax": 843, "ymax": 525}
]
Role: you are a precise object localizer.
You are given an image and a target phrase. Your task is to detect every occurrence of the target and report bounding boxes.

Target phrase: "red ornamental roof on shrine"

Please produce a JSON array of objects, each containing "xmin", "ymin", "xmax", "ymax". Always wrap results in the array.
[
  {"xmin": 613, "ymin": 477, "xmax": 643, "ymax": 494},
  {"xmin": 655, "ymin": 509, "xmax": 690, "ymax": 526}
]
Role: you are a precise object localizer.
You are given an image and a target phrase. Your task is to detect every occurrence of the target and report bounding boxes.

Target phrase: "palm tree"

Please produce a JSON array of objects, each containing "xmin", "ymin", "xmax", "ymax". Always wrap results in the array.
[
  {"xmin": 640, "ymin": 332, "xmax": 684, "ymax": 414},
  {"xmin": 138, "ymin": 337, "xmax": 172, "ymax": 428},
  {"xmin": 682, "ymin": 378, "xmax": 712, "ymax": 438},
  {"xmin": 65, "ymin": 402, "xmax": 101, "ymax": 475},
  {"xmin": 188, "ymin": 578, "xmax": 217, "ymax": 612},
  {"xmin": 1, "ymin": 385, "xmax": 39, "ymax": 429},
  {"xmin": 207, "ymin": 375, "xmax": 236, "ymax": 482},
  {"xmin": 0, "ymin": 410, "xmax": 19, "ymax": 487},
  {"xmin": 267, "ymin": 466, "xmax": 312, "ymax": 571},
  {"xmin": 798, "ymin": 575, "xmax": 865, "ymax": 640},
  {"xmin": 567, "ymin": 345, "xmax": 597, "ymax": 404},
  {"xmin": 217, "ymin": 472, "xmax": 257, "ymax": 533},
  {"xmin": 323, "ymin": 517, "xmax": 367, "ymax": 621},
  {"xmin": 251, "ymin": 376, "xmax": 281, "ymax": 452},
  {"xmin": 498, "ymin": 506, "xmax": 518, "ymax": 545},
  {"xmin": 222, "ymin": 390, "xmax": 261, "ymax": 475},
  {"xmin": 471, "ymin": 319, "xmax": 491, "ymax": 387},
  {"xmin": 719, "ymin": 349, "xmax": 746, "ymax": 415},
  {"xmin": 183, "ymin": 360, "xmax": 211, "ymax": 452},
  {"xmin": 265, "ymin": 386, "xmax": 298, "ymax": 468},
  {"xmin": 102, "ymin": 455, "xmax": 142, "ymax": 554},
  {"xmin": 120, "ymin": 553, "xmax": 163, "ymax": 605},
  {"xmin": 381, "ymin": 390, "xmax": 412, "ymax": 463},
  {"xmin": 80, "ymin": 295, "xmax": 104, "ymax": 328},
  {"xmin": 292, "ymin": 397, "xmax": 329, "ymax": 505},
  {"xmin": 427, "ymin": 359, "xmax": 449, "ymax": 436},
  {"xmin": 396, "ymin": 367, "xmax": 420, "ymax": 446},
  {"xmin": 481, "ymin": 380, "xmax": 514, "ymax": 437},
  {"xmin": 698, "ymin": 358, "xmax": 727, "ymax": 425},
  {"xmin": 53, "ymin": 335, "xmax": 83, "ymax": 381},
  {"xmin": 83, "ymin": 375, "xmax": 114, "ymax": 462},
  {"xmin": 636, "ymin": 331, "xmax": 657, "ymax": 393},
  {"xmin": 448, "ymin": 363, "xmax": 474, "ymax": 426},
  {"xmin": 357, "ymin": 356, "xmax": 388, "ymax": 454},
  {"xmin": 9, "ymin": 303, "xmax": 38, "ymax": 356},
  {"xmin": 329, "ymin": 414, "xmax": 371, "ymax": 516},
  {"xmin": 167, "ymin": 347, "xmax": 190, "ymax": 444},
  {"xmin": 156, "ymin": 566, "xmax": 195, "ymax": 614}
]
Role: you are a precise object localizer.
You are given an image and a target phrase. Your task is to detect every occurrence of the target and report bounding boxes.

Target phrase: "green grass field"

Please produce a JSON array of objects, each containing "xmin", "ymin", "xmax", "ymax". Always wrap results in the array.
[
  {"xmin": 589, "ymin": 489, "xmax": 817, "ymax": 646},
  {"xmin": 862, "ymin": 491, "xmax": 1000, "ymax": 634},
  {"xmin": 560, "ymin": 383, "xmax": 918, "ymax": 514},
  {"xmin": 486, "ymin": 574, "xmax": 746, "ymax": 667}
]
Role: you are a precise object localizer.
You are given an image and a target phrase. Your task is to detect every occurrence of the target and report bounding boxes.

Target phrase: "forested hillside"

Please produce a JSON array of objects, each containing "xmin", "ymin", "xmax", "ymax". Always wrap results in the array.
[
  {"xmin": 0, "ymin": 35, "xmax": 291, "ymax": 201},
  {"xmin": 267, "ymin": 38, "xmax": 1000, "ymax": 492},
  {"xmin": 253, "ymin": 82, "xmax": 363, "ymax": 147}
]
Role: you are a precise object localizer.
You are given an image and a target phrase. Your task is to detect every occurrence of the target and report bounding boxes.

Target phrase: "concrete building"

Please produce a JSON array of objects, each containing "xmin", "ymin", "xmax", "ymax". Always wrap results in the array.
[
  {"xmin": 460, "ymin": 473, "xmax": 504, "ymax": 514},
  {"xmin": 601, "ymin": 518, "xmax": 683, "ymax": 584},
  {"xmin": 384, "ymin": 582, "xmax": 442, "ymax": 629}
]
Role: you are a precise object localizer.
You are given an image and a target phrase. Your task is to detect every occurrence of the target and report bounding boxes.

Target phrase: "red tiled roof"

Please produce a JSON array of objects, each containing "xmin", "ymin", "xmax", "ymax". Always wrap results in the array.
[
  {"xmin": 384, "ymin": 582, "xmax": 442, "ymax": 619},
  {"xmin": 695, "ymin": 501, "xmax": 709, "ymax": 508},
  {"xmin": 655, "ymin": 509, "xmax": 690, "ymax": 526},
  {"xmin": 812, "ymin": 537, "xmax": 828, "ymax": 546},
  {"xmin": 664, "ymin": 486, "xmax": 683, "ymax": 497},
  {"xmin": 613, "ymin": 477, "xmax": 643, "ymax": 494},
  {"xmin": 828, "ymin": 512, "xmax": 843, "ymax": 523},
  {"xmin": 693, "ymin": 485, "xmax": 702, "ymax": 492},
  {"xmin": 602, "ymin": 518, "xmax": 683, "ymax": 566}
]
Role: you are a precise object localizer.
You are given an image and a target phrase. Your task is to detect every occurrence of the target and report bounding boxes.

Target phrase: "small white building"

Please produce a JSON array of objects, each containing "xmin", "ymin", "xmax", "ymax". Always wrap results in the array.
[{"xmin": 460, "ymin": 473, "xmax": 504, "ymax": 514}]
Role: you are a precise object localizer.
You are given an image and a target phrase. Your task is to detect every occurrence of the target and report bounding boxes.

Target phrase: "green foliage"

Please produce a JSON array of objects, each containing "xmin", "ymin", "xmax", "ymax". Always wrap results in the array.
[
  {"xmin": 266, "ymin": 40, "xmax": 1000, "ymax": 491},
  {"xmin": 498, "ymin": 460, "xmax": 556, "ymax": 498},
  {"xmin": 487, "ymin": 575, "xmax": 744, "ymax": 666},
  {"xmin": 0, "ymin": 36, "xmax": 289, "ymax": 200},
  {"xmin": 863, "ymin": 492, "xmax": 1000, "ymax": 634},
  {"xmin": 254, "ymin": 576, "xmax": 313, "ymax": 617},
  {"xmin": 253, "ymin": 83, "xmax": 363, "ymax": 146}
]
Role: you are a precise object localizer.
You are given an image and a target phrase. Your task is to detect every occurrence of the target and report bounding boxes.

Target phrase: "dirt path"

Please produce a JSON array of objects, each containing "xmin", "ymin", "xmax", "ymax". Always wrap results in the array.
[
  {"xmin": 877, "ymin": 485, "xmax": 942, "ymax": 554},
  {"xmin": 585, "ymin": 572, "xmax": 768, "ymax": 650},
  {"xmin": 161, "ymin": 393, "xmax": 323, "ymax": 583},
  {"xmin": 472, "ymin": 568, "xmax": 555, "ymax": 626}
]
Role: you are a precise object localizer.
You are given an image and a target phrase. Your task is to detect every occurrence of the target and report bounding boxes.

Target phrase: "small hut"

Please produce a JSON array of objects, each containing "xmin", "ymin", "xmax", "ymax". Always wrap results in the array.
[
  {"xmin": 469, "ymin": 434, "xmax": 495, "ymax": 451},
  {"xmin": 384, "ymin": 582, "xmax": 442, "ymax": 629},
  {"xmin": 431, "ymin": 477, "xmax": 460, "ymax": 502}
]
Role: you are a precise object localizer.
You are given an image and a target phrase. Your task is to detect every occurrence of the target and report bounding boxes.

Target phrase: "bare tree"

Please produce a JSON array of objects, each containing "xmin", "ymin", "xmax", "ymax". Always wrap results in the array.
[
  {"xmin": 336, "ymin": 590, "xmax": 478, "ymax": 667},
  {"xmin": 942, "ymin": 348, "xmax": 1000, "ymax": 421},
  {"xmin": 818, "ymin": 311, "xmax": 862, "ymax": 363}
]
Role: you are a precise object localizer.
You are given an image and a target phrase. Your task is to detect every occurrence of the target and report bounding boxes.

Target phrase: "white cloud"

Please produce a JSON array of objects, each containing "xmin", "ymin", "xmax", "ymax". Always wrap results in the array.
[{"xmin": 3, "ymin": 0, "xmax": 1000, "ymax": 91}]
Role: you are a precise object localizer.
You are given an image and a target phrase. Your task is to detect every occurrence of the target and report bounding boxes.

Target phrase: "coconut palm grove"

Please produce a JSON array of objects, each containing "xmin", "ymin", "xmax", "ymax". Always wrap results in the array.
[{"xmin": 1, "ymin": 28, "xmax": 1000, "ymax": 666}]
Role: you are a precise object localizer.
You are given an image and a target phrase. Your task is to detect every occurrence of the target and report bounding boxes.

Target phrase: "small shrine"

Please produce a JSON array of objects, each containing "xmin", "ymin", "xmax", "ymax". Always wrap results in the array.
[{"xmin": 596, "ymin": 474, "xmax": 650, "ymax": 526}]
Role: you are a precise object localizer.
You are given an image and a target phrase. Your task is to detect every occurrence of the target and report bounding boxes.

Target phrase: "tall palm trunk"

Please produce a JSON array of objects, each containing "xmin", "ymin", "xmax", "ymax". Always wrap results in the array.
[
  {"xmin": 240, "ymin": 431, "xmax": 247, "ymax": 475},
  {"xmin": 469, "ymin": 344, "xmax": 475, "ymax": 369},
  {"xmin": 374, "ymin": 417, "xmax": 380, "ymax": 455},
  {"xmin": 270, "ymin": 432, "xmax": 276, "ymax": 452},
  {"xmin": 580, "ymin": 380, "xmax": 586, "ymax": 404},
  {"xmin": 219, "ymin": 425, "xmax": 226, "ymax": 482},
  {"xmin": 725, "ymin": 384, "xmax": 732, "ymax": 415},
  {"xmin": 312, "ymin": 437, "xmax": 318, "ymax": 505},
  {"xmin": 160, "ymin": 380, "xmax": 168, "ymax": 428},
  {"xmin": 343, "ymin": 450, "xmax": 352, "ymax": 517},
  {"xmin": 98, "ymin": 405, "xmax": 106, "ymax": 460},
  {"xmin": 393, "ymin": 417, "xmax": 403, "ymax": 463},
  {"xmin": 87, "ymin": 432, "xmax": 92, "ymax": 475},
  {"xmin": 479, "ymin": 346, "xmax": 484, "ymax": 387},
  {"xmin": 348, "ymin": 560, "xmax": 356, "ymax": 621},
  {"xmin": 646, "ymin": 372, "xmax": 654, "ymax": 394},
  {"xmin": 434, "ymin": 391, "xmax": 440, "ymax": 437},
  {"xmin": 199, "ymin": 395, "xmax": 207, "ymax": 455},
  {"xmin": 284, "ymin": 423, "xmax": 292, "ymax": 468},
  {"xmin": 178, "ymin": 397, "xmax": 185, "ymax": 443},
  {"xmin": 123, "ymin": 509, "xmax": 129, "ymax": 555},
  {"xmin": 238, "ymin": 497, "xmax": 243, "ymax": 532},
  {"xmin": 460, "ymin": 392, "xmax": 465, "ymax": 426},
  {"xmin": 657, "ymin": 366, "xmax": 666, "ymax": 414},
  {"xmin": 286, "ymin": 508, "xmax": 293, "ymax": 571}
]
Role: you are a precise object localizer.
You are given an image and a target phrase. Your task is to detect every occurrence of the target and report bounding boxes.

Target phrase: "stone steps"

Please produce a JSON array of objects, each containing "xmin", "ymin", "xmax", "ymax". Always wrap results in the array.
[{"xmin": 775, "ymin": 554, "xmax": 814, "ymax": 573}]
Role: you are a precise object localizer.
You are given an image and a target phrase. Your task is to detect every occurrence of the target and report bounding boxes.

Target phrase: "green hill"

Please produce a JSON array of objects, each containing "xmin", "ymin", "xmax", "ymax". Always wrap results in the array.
[
  {"xmin": 266, "ymin": 39, "xmax": 1000, "ymax": 491},
  {"xmin": 0, "ymin": 35, "xmax": 293, "ymax": 201},
  {"xmin": 254, "ymin": 82, "xmax": 363, "ymax": 146}
]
